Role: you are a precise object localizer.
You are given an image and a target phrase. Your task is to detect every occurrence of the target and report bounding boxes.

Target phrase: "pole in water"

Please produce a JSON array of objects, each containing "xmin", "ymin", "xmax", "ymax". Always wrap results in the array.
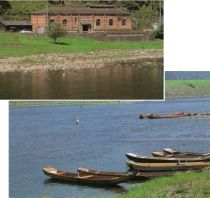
[{"xmin": 76, "ymin": 117, "xmax": 79, "ymax": 125}]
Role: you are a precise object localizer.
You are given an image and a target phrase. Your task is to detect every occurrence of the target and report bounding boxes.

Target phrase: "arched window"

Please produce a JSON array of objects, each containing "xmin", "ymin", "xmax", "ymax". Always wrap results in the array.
[
  {"xmin": 62, "ymin": 19, "xmax": 67, "ymax": 26},
  {"xmin": 49, "ymin": 19, "xmax": 55, "ymax": 24},
  {"xmin": 109, "ymin": 19, "xmax": 113, "ymax": 26},
  {"xmin": 74, "ymin": 17, "xmax": 77, "ymax": 25},
  {"xmin": 96, "ymin": 19, "xmax": 100, "ymax": 26},
  {"xmin": 122, "ymin": 19, "xmax": 126, "ymax": 26}
]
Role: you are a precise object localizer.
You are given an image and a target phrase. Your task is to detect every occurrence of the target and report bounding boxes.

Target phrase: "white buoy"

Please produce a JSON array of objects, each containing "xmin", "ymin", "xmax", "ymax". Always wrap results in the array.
[{"xmin": 76, "ymin": 117, "xmax": 79, "ymax": 125}]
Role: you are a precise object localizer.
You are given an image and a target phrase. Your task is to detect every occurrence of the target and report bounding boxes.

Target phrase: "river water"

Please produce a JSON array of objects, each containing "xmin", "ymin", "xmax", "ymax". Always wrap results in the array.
[
  {"xmin": 1, "ymin": 61, "xmax": 163, "ymax": 99},
  {"xmin": 9, "ymin": 97, "xmax": 210, "ymax": 198}
]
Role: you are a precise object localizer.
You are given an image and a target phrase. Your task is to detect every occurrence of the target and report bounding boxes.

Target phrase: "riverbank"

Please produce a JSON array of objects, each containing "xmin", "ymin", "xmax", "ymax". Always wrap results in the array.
[
  {"xmin": 113, "ymin": 168, "xmax": 210, "ymax": 198},
  {"xmin": 0, "ymin": 48, "xmax": 162, "ymax": 73},
  {"xmin": 165, "ymin": 80, "xmax": 210, "ymax": 98},
  {"xmin": 0, "ymin": 32, "xmax": 163, "ymax": 57}
]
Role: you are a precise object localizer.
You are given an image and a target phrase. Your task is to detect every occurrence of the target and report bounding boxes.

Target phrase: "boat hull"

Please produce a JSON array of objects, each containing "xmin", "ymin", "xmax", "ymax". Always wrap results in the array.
[
  {"xmin": 43, "ymin": 167, "xmax": 129, "ymax": 186},
  {"xmin": 126, "ymin": 153, "xmax": 210, "ymax": 163},
  {"xmin": 127, "ymin": 160, "xmax": 210, "ymax": 172}
]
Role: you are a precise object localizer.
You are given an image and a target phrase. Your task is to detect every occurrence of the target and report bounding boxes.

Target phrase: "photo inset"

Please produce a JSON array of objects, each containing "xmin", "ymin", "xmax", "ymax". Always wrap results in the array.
[
  {"xmin": 9, "ymin": 70, "xmax": 210, "ymax": 197},
  {"xmin": 0, "ymin": 1, "xmax": 163, "ymax": 99}
]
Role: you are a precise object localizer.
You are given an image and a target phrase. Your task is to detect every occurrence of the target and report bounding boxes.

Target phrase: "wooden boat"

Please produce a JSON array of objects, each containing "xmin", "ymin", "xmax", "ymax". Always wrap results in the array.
[
  {"xmin": 139, "ymin": 112, "xmax": 195, "ymax": 119},
  {"xmin": 77, "ymin": 168, "xmax": 195, "ymax": 181},
  {"xmin": 126, "ymin": 153, "xmax": 210, "ymax": 163},
  {"xmin": 152, "ymin": 148, "xmax": 210, "ymax": 158},
  {"xmin": 43, "ymin": 167, "xmax": 129, "ymax": 186},
  {"xmin": 163, "ymin": 148, "xmax": 210, "ymax": 156},
  {"xmin": 78, "ymin": 167, "xmax": 134, "ymax": 177},
  {"xmin": 126, "ymin": 160, "xmax": 210, "ymax": 172},
  {"xmin": 78, "ymin": 168, "xmax": 156, "ymax": 180}
]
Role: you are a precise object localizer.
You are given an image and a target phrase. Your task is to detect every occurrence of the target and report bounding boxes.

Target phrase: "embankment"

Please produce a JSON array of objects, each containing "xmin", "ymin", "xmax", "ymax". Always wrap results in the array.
[
  {"xmin": 112, "ymin": 168, "xmax": 210, "ymax": 198},
  {"xmin": 0, "ymin": 49, "xmax": 162, "ymax": 73}
]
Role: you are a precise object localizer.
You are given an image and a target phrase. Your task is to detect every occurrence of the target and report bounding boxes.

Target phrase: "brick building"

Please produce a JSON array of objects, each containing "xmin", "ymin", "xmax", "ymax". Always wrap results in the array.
[{"xmin": 31, "ymin": 4, "xmax": 132, "ymax": 33}]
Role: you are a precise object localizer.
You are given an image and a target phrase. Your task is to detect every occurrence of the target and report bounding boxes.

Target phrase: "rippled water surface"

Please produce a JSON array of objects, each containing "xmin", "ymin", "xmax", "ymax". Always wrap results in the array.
[
  {"xmin": 1, "ymin": 61, "xmax": 163, "ymax": 99},
  {"xmin": 10, "ymin": 97, "xmax": 210, "ymax": 198}
]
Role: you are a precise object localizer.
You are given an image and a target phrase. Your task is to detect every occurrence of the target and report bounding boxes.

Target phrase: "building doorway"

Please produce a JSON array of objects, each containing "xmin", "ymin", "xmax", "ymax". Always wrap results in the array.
[{"xmin": 82, "ymin": 25, "xmax": 90, "ymax": 32}]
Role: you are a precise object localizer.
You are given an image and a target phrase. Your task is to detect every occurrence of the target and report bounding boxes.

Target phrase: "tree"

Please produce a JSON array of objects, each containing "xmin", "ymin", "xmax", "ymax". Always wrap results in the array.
[
  {"xmin": 0, "ymin": 0, "xmax": 11, "ymax": 14},
  {"xmin": 46, "ymin": 23, "xmax": 67, "ymax": 43}
]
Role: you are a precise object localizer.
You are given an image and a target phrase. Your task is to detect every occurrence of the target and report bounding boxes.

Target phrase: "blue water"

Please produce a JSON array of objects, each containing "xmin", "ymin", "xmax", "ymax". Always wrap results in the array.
[{"xmin": 9, "ymin": 97, "xmax": 210, "ymax": 198}]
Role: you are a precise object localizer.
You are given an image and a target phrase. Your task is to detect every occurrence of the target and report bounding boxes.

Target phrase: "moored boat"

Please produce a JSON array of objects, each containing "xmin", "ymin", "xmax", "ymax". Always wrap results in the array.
[
  {"xmin": 126, "ymin": 153, "xmax": 210, "ymax": 163},
  {"xmin": 78, "ymin": 167, "xmax": 134, "ymax": 177},
  {"xmin": 139, "ymin": 112, "xmax": 195, "ymax": 119},
  {"xmin": 43, "ymin": 167, "xmax": 129, "ymax": 186},
  {"xmin": 126, "ymin": 160, "xmax": 210, "ymax": 172},
  {"xmin": 163, "ymin": 148, "xmax": 210, "ymax": 156},
  {"xmin": 152, "ymin": 148, "xmax": 210, "ymax": 158}
]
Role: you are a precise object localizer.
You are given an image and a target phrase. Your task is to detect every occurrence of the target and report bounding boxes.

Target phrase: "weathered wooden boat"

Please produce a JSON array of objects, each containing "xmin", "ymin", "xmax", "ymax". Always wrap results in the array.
[
  {"xmin": 78, "ymin": 168, "xmax": 134, "ymax": 177},
  {"xmin": 43, "ymin": 167, "xmax": 129, "ymax": 186},
  {"xmin": 126, "ymin": 160, "xmax": 210, "ymax": 172},
  {"xmin": 163, "ymin": 148, "xmax": 210, "ymax": 156},
  {"xmin": 78, "ymin": 168, "xmax": 155, "ymax": 180},
  {"xmin": 152, "ymin": 148, "xmax": 210, "ymax": 158},
  {"xmin": 139, "ymin": 112, "xmax": 195, "ymax": 119},
  {"xmin": 126, "ymin": 153, "xmax": 210, "ymax": 163},
  {"xmin": 77, "ymin": 168, "xmax": 193, "ymax": 181}
]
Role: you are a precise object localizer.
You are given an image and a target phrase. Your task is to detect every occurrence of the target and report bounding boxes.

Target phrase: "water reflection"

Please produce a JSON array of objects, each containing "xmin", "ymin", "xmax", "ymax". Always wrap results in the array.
[
  {"xmin": 0, "ymin": 60, "xmax": 163, "ymax": 99},
  {"xmin": 43, "ymin": 179, "xmax": 128, "ymax": 194}
]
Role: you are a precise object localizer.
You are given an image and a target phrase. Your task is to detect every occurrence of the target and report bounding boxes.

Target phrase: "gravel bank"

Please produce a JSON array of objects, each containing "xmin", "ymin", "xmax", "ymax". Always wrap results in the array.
[{"xmin": 0, "ymin": 49, "xmax": 162, "ymax": 73}]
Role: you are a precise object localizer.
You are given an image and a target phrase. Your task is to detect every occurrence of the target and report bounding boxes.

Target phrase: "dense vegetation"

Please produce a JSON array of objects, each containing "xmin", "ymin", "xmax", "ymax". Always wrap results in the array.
[
  {"xmin": 112, "ymin": 168, "xmax": 210, "ymax": 198},
  {"xmin": 0, "ymin": 0, "xmax": 163, "ymax": 30},
  {"xmin": 0, "ymin": 32, "xmax": 163, "ymax": 57}
]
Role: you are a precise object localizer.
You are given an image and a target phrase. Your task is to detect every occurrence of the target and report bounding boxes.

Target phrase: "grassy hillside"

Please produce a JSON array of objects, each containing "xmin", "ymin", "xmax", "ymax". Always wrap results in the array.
[
  {"xmin": 112, "ymin": 168, "xmax": 210, "ymax": 198},
  {"xmin": 166, "ymin": 80, "xmax": 210, "ymax": 88},
  {"xmin": 0, "ymin": 32, "xmax": 163, "ymax": 57},
  {"xmin": 165, "ymin": 80, "xmax": 210, "ymax": 98}
]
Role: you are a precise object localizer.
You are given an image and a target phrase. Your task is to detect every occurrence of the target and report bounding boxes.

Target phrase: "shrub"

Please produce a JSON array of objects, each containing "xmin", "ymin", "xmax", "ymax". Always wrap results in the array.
[
  {"xmin": 153, "ymin": 24, "xmax": 163, "ymax": 39},
  {"xmin": 46, "ymin": 23, "xmax": 67, "ymax": 43}
]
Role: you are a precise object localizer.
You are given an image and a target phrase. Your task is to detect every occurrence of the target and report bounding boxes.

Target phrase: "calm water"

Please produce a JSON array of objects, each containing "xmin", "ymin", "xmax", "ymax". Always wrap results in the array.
[
  {"xmin": 1, "ymin": 61, "xmax": 163, "ymax": 99},
  {"xmin": 10, "ymin": 97, "xmax": 210, "ymax": 198}
]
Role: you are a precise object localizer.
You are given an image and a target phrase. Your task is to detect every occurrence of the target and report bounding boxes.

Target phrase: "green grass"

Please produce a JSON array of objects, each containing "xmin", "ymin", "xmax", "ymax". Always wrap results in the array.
[
  {"xmin": 9, "ymin": 101, "xmax": 124, "ymax": 108},
  {"xmin": 112, "ymin": 168, "xmax": 210, "ymax": 198},
  {"xmin": 0, "ymin": 32, "xmax": 163, "ymax": 57},
  {"xmin": 165, "ymin": 80, "xmax": 210, "ymax": 98},
  {"xmin": 166, "ymin": 80, "xmax": 210, "ymax": 88}
]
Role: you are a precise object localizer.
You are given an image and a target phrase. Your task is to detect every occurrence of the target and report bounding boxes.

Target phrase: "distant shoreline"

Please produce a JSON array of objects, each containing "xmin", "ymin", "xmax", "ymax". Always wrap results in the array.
[
  {"xmin": 165, "ymin": 80, "xmax": 210, "ymax": 98},
  {"xmin": 9, "ymin": 101, "xmax": 124, "ymax": 108}
]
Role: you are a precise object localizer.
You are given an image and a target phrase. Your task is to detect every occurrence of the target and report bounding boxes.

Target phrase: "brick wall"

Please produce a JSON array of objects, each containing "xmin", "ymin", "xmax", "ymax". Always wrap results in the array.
[{"xmin": 31, "ymin": 14, "xmax": 132, "ymax": 33}]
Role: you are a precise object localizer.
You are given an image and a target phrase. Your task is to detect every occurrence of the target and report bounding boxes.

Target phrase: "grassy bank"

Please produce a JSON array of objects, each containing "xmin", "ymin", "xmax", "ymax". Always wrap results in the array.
[
  {"xmin": 9, "ymin": 101, "xmax": 122, "ymax": 108},
  {"xmin": 113, "ymin": 168, "xmax": 210, "ymax": 198},
  {"xmin": 0, "ymin": 32, "xmax": 163, "ymax": 57},
  {"xmin": 165, "ymin": 80, "xmax": 210, "ymax": 98}
]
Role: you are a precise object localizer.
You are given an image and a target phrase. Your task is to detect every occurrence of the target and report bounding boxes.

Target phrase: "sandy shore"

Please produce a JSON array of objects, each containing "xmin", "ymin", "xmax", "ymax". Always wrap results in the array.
[{"xmin": 0, "ymin": 49, "xmax": 162, "ymax": 73}]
